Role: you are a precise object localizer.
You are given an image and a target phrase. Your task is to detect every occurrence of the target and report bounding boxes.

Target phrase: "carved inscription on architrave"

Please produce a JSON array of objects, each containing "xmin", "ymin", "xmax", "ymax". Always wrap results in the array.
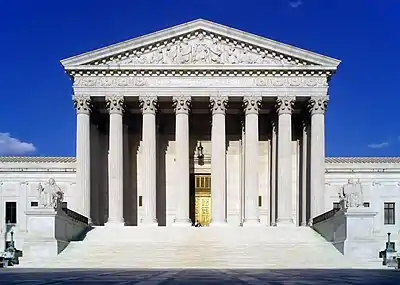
[{"xmin": 73, "ymin": 76, "xmax": 327, "ymax": 88}]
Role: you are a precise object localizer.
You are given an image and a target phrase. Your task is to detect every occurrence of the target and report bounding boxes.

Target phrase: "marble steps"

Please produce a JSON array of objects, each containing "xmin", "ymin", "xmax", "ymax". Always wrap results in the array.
[{"xmin": 19, "ymin": 227, "xmax": 379, "ymax": 269}]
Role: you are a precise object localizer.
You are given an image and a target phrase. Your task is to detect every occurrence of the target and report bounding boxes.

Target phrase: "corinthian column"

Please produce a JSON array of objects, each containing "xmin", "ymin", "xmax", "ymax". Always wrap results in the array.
[
  {"xmin": 276, "ymin": 96, "xmax": 295, "ymax": 226},
  {"xmin": 172, "ymin": 95, "xmax": 192, "ymax": 226},
  {"xmin": 242, "ymin": 95, "xmax": 262, "ymax": 226},
  {"xmin": 210, "ymin": 95, "xmax": 228, "ymax": 226},
  {"xmin": 73, "ymin": 95, "xmax": 91, "ymax": 221},
  {"xmin": 309, "ymin": 96, "xmax": 329, "ymax": 219},
  {"xmin": 105, "ymin": 95, "xmax": 124, "ymax": 226},
  {"xmin": 139, "ymin": 96, "xmax": 158, "ymax": 226}
]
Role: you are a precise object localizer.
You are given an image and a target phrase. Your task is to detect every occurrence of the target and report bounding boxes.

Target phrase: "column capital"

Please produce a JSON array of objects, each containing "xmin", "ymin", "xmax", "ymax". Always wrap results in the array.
[
  {"xmin": 309, "ymin": 96, "xmax": 329, "ymax": 115},
  {"xmin": 139, "ymin": 95, "xmax": 158, "ymax": 115},
  {"xmin": 173, "ymin": 95, "xmax": 191, "ymax": 114},
  {"xmin": 276, "ymin": 96, "xmax": 295, "ymax": 115},
  {"xmin": 73, "ymin": 95, "xmax": 91, "ymax": 114},
  {"xmin": 210, "ymin": 95, "xmax": 228, "ymax": 115},
  {"xmin": 243, "ymin": 95, "xmax": 262, "ymax": 115},
  {"xmin": 106, "ymin": 95, "xmax": 124, "ymax": 114}
]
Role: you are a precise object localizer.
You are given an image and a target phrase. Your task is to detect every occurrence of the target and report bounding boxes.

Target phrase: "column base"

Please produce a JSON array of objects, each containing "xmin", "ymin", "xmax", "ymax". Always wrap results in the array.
[
  {"xmin": 172, "ymin": 218, "xmax": 192, "ymax": 227},
  {"xmin": 105, "ymin": 218, "xmax": 125, "ymax": 227},
  {"xmin": 242, "ymin": 218, "xmax": 262, "ymax": 227},
  {"xmin": 276, "ymin": 218, "xmax": 295, "ymax": 227}
]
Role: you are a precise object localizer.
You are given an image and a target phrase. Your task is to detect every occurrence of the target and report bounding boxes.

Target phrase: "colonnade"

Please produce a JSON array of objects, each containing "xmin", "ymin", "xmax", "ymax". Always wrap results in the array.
[{"xmin": 73, "ymin": 95, "xmax": 328, "ymax": 227}]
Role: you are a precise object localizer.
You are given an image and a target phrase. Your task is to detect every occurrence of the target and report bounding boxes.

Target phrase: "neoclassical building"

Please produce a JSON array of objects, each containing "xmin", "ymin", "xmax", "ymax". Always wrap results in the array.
[
  {"xmin": 1, "ymin": 20, "xmax": 400, "ymax": 260},
  {"xmin": 64, "ymin": 19, "xmax": 335, "ymax": 228}
]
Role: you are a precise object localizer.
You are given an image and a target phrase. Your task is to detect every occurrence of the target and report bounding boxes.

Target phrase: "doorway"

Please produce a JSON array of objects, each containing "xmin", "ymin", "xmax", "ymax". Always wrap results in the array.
[{"xmin": 190, "ymin": 174, "xmax": 211, "ymax": 226}]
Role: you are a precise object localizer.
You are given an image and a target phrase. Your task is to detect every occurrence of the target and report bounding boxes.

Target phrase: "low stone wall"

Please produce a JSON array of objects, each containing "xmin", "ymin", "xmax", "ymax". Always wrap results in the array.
[
  {"xmin": 22, "ymin": 207, "xmax": 89, "ymax": 262},
  {"xmin": 313, "ymin": 207, "xmax": 381, "ymax": 264}
]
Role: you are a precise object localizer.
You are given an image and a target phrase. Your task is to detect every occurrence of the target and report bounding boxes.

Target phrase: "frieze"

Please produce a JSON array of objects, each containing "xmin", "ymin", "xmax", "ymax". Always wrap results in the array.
[{"xmin": 74, "ymin": 76, "xmax": 328, "ymax": 88}]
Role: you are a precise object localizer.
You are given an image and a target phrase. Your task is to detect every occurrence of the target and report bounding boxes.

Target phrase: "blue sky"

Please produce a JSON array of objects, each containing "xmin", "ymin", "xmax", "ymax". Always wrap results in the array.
[{"xmin": 0, "ymin": 0, "xmax": 399, "ymax": 157}]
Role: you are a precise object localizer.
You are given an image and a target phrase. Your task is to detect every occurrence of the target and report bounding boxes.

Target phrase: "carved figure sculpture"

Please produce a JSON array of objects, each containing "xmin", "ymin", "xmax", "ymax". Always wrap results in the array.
[
  {"xmin": 209, "ymin": 38, "xmax": 222, "ymax": 64},
  {"xmin": 38, "ymin": 178, "xmax": 64, "ymax": 209},
  {"xmin": 150, "ymin": 48, "xmax": 164, "ymax": 64},
  {"xmin": 178, "ymin": 38, "xmax": 192, "ymax": 64},
  {"xmin": 339, "ymin": 178, "xmax": 364, "ymax": 208}
]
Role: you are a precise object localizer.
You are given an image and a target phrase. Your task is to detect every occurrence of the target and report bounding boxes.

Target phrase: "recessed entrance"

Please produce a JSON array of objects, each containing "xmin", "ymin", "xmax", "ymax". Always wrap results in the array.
[{"xmin": 190, "ymin": 174, "xmax": 211, "ymax": 226}]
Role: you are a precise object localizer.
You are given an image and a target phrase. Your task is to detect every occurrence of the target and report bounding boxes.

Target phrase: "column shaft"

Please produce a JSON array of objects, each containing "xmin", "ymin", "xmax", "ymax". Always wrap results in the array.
[
  {"xmin": 301, "ymin": 121, "xmax": 308, "ymax": 226},
  {"xmin": 309, "ymin": 96, "xmax": 329, "ymax": 219},
  {"xmin": 73, "ymin": 95, "xmax": 91, "ymax": 221},
  {"xmin": 210, "ymin": 96, "xmax": 228, "ymax": 225},
  {"xmin": 270, "ymin": 120, "xmax": 277, "ymax": 226},
  {"xmin": 276, "ymin": 96, "xmax": 295, "ymax": 226},
  {"xmin": 140, "ymin": 96, "xmax": 158, "ymax": 226},
  {"xmin": 173, "ymin": 96, "xmax": 191, "ymax": 226},
  {"xmin": 106, "ymin": 95, "xmax": 124, "ymax": 225},
  {"xmin": 243, "ymin": 96, "xmax": 261, "ymax": 226}
]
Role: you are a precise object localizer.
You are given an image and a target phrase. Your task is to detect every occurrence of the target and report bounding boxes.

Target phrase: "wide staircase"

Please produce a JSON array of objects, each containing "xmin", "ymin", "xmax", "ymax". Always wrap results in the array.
[{"xmin": 20, "ymin": 226, "xmax": 380, "ymax": 269}]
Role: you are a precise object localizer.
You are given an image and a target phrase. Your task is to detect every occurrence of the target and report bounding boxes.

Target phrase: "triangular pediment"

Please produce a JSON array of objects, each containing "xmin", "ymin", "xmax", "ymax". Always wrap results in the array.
[{"xmin": 61, "ymin": 19, "xmax": 340, "ymax": 68}]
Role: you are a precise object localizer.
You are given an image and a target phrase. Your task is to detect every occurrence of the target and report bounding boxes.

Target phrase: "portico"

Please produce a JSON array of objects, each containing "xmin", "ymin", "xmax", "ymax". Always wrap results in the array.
[{"xmin": 64, "ymin": 19, "xmax": 338, "ymax": 228}]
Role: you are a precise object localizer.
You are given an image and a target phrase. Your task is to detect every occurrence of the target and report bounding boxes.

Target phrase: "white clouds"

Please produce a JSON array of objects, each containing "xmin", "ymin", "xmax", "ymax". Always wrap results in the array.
[
  {"xmin": 0, "ymin": 133, "xmax": 36, "ymax": 156},
  {"xmin": 289, "ymin": 0, "xmax": 303, "ymax": 8},
  {"xmin": 367, "ymin": 142, "xmax": 390, "ymax": 149}
]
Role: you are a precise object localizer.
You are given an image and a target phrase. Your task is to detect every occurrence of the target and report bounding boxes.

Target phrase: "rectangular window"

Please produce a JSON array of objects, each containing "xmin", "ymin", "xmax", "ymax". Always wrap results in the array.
[
  {"xmin": 333, "ymin": 202, "xmax": 341, "ymax": 210},
  {"xmin": 258, "ymin": 196, "xmax": 262, "ymax": 207},
  {"xmin": 363, "ymin": 202, "xmax": 370, "ymax": 207},
  {"xmin": 384, "ymin": 202, "xmax": 395, "ymax": 225},
  {"xmin": 5, "ymin": 202, "xmax": 17, "ymax": 224},
  {"xmin": 139, "ymin": 196, "xmax": 143, "ymax": 207}
]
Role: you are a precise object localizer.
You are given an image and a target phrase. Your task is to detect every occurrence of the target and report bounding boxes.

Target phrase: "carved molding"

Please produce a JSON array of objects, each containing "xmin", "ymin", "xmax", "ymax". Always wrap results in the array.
[
  {"xmin": 73, "ymin": 75, "xmax": 328, "ymax": 88},
  {"xmin": 87, "ymin": 31, "xmax": 309, "ymax": 66},
  {"xmin": 210, "ymin": 95, "xmax": 228, "ymax": 115},
  {"xmin": 243, "ymin": 96, "xmax": 262, "ymax": 115},
  {"xmin": 105, "ymin": 95, "xmax": 124, "ymax": 114},
  {"xmin": 73, "ymin": 95, "xmax": 91, "ymax": 114},
  {"xmin": 139, "ymin": 95, "xmax": 158, "ymax": 114},
  {"xmin": 173, "ymin": 95, "xmax": 191, "ymax": 114},
  {"xmin": 309, "ymin": 96, "xmax": 329, "ymax": 115},
  {"xmin": 276, "ymin": 96, "xmax": 295, "ymax": 115}
]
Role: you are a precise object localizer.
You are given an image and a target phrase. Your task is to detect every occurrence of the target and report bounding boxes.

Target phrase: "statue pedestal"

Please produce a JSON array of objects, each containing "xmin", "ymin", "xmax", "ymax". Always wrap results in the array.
[
  {"xmin": 344, "ymin": 207, "xmax": 380, "ymax": 262},
  {"xmin": 23, "ymin": 208, "xmax": 67, "ymax": 262}
]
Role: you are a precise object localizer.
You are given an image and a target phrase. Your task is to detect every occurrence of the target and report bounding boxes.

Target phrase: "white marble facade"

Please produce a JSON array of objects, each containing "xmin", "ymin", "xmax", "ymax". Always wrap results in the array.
[{"xmin": 1, "ymin": 20, "xmax": 399, "ymax": 251}]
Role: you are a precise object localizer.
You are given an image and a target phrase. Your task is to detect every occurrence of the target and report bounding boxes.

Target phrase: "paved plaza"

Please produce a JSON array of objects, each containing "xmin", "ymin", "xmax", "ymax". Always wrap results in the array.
[{"xmin": 0, "ymin": 269, "xmax": 399, "ymax": 284}]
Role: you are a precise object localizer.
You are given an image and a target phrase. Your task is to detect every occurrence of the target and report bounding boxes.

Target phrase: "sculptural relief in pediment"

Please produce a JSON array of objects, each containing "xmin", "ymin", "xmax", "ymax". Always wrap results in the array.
[{"xmin": 94, "ymin": 31, "xmax": 310, "ymax": 66}]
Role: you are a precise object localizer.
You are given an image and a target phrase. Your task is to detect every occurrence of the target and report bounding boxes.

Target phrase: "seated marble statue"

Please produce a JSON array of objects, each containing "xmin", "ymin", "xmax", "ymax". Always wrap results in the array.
[
  {"xmin": 37, "ymin": 178, "xmax": 64, "ymax": 209},
  {"xmin": 339, "ymin": 178, "xmax": 364, "ymax": 208}
]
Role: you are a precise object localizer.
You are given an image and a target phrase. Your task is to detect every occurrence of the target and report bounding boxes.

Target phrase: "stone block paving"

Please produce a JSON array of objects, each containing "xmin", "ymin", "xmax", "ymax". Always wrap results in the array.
[{"xmin": 0, "ymin": 269, "xmax": 399, "ymax": 284}]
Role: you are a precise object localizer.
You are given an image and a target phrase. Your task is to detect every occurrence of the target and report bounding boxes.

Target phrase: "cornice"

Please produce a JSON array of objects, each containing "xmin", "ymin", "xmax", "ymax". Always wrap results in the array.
[
  {"xmin": 325, "ymin": 157, "xmax": 400, "ymax": 164},
  {"xmin": 66, "ymin": 65, "xmax": 336, "ymax": 78},
  {"xmin": 0, "ymin": 157, "xmax": 76, "ymax": 163}
]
